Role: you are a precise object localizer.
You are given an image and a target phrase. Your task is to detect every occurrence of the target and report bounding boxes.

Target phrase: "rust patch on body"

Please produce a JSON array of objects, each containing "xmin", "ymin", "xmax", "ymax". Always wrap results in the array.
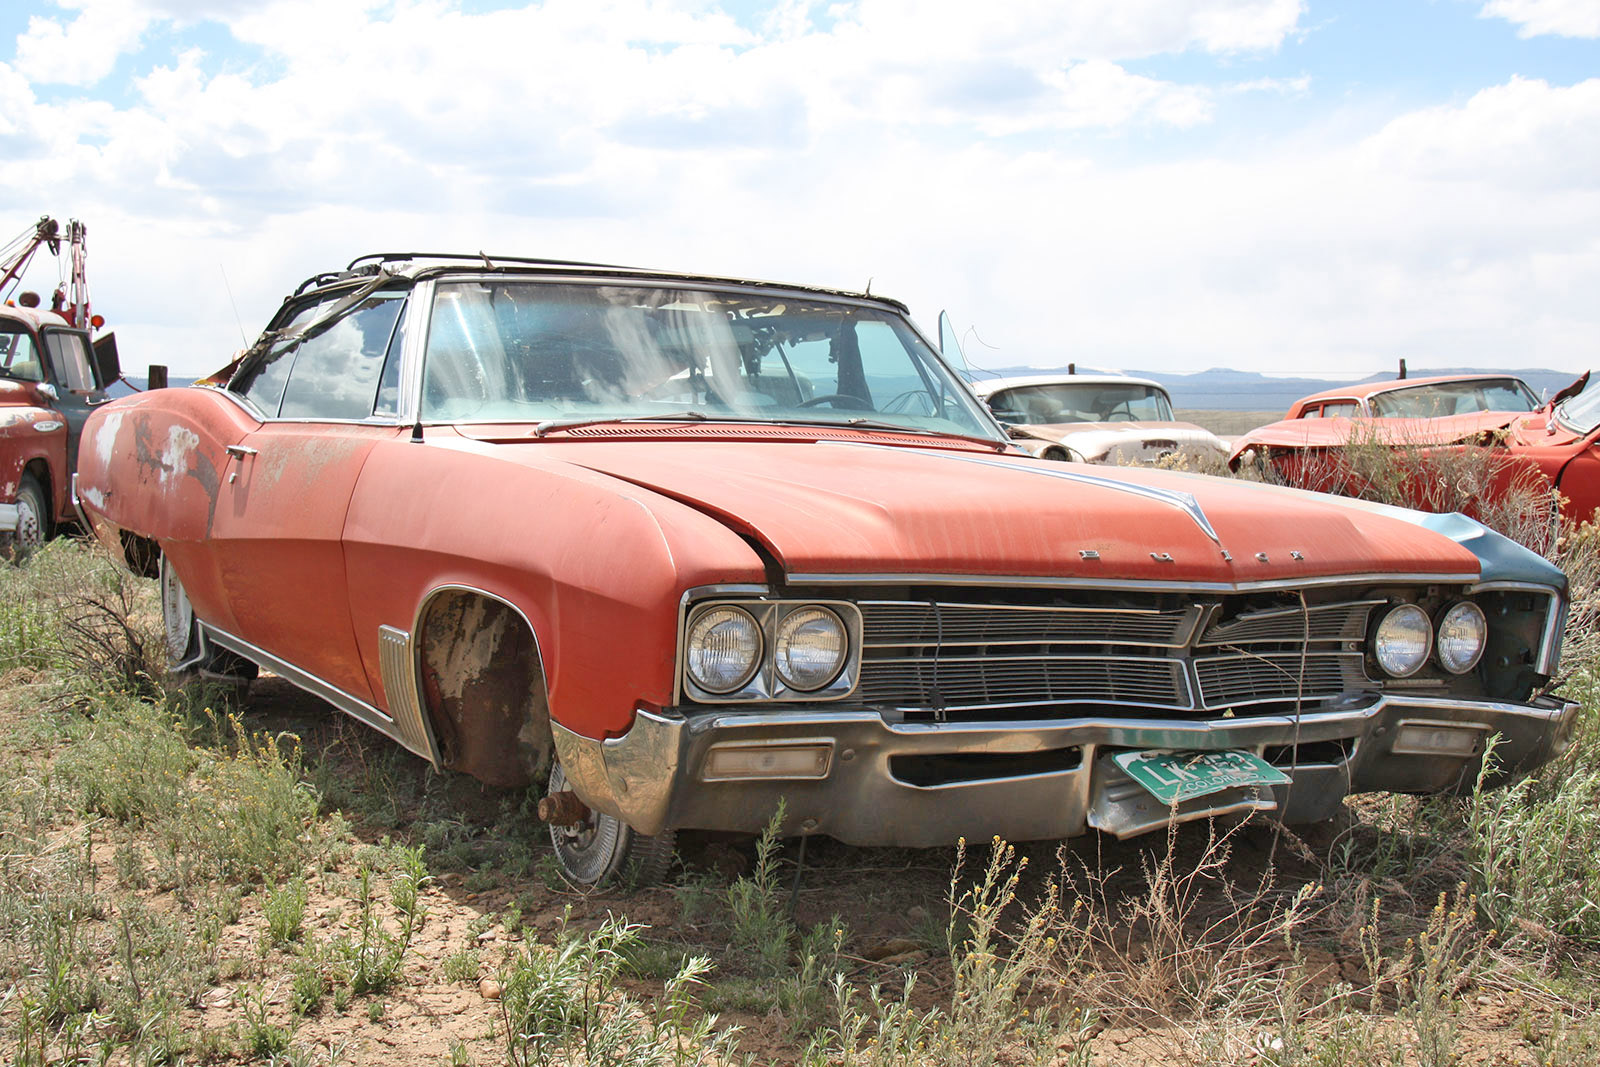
[{"xmin": 419, "ymin": 592, "xmax": 551, "ymax": 788}]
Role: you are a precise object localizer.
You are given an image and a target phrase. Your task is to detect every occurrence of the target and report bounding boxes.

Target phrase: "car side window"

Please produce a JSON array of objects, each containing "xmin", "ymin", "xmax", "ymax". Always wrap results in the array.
[
  {"xmin": 372, "ymin": 307, "xmax": 408, "ymax": 418},
  {"xmin": 42, "ymin": 331, "xmax": 95, "ymax": 391},
  {"xmin": 1323, "ymin": 402, "xmax": 1358, "ymax": 417},
  {"xmin": 0, "ymin": 327, "xmax": 43, "ymax": 382},
  {"xmin": 232, "ymin": 293, "xmax": 405, "ymax": 420},
  {"xmin": 231, "ymin": 300, "xmax": 325, "ymax": 417},
  {"xmin": 278, "ymin": 294, "xmax": 406, "ymax": 420}
]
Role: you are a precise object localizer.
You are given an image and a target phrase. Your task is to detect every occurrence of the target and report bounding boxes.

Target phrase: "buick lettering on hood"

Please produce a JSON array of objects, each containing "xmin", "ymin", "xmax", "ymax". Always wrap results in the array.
[{"xmin": 75, "ymin": 255, "xmax": 1578, "ymax": 885}]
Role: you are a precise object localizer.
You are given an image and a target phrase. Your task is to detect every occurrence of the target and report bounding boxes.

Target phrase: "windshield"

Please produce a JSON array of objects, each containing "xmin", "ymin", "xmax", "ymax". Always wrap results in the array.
[
  {"xmin": 1369, "ymin": 378, "xmax": 1538, "ymax": 418},
  {"xmin": 1557, "ymin": 378, "xmax": 1600, "ymax": 435},
  {"xmin": 0, "ymin": 326, "xmax": 43, "ymax": 382},
  {"xmin": 985, "ymin": 382, "xmax": 1173, "ymax": 425},
  {"xmin": 419, "ymin": 281, "xmax": 998, "ymax": 439}
]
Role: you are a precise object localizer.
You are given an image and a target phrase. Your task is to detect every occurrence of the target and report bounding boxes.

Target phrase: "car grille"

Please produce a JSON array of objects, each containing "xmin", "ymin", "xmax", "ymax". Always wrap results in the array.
[{"xmin": 855, "ymin": 598, "xmax": 1379, "ymax": 716}]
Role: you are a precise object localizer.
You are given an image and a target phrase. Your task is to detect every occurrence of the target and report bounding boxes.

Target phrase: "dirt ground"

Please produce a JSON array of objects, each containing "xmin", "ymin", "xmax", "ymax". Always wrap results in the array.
[{"xmin": 128, "ymin": 675, "xmax": 1583, "ymax": 1067}]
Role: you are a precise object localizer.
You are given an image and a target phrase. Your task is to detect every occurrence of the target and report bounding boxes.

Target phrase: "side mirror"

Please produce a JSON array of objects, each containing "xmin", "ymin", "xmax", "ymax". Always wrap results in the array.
[
  {"xmin": 92, "ymin": 331, "xmax": 121, "ymax": 390},
  {"xmin": 37, "ymin": 382, "xmax": 59, "ymax": 402}
]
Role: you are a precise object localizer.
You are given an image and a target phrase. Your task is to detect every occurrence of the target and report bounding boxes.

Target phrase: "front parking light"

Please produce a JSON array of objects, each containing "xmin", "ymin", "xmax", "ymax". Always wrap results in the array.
[{"xmin": 702, "ymin": 742, "xmax": 833, "ymax": 780}]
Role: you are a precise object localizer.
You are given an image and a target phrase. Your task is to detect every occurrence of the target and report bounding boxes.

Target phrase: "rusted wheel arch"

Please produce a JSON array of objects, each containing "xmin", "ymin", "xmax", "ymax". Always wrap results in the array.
[{"xmin": 414, "ymin": 587, "xmax": 555, "ymax": 789}]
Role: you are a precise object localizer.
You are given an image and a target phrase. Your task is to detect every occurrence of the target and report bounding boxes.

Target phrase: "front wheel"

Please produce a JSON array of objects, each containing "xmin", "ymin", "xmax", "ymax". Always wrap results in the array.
[
  {"xmin": 8, "ymin": 472, "xmax": 48, "ymax": 556},
  {"xmin": 547, "ymin": 763, "xmax": 675, "ymax": 887}
]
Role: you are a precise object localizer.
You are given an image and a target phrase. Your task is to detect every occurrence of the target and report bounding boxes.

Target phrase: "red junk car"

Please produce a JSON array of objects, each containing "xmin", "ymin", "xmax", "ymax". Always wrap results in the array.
[
  {"xmin": 76, "ymin": 255, "xmax": 1578, "ymax": 884},
  {"xmin": 1231, "ymin": 372, "xmax": 1599, "ymax": 522}
]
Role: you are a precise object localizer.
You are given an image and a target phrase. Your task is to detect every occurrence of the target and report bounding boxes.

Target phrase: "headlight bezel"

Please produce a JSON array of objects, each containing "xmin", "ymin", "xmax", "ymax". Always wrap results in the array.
[{"xmin": 680, "ymin": 596, "xmax": 862, "ymax": 703}]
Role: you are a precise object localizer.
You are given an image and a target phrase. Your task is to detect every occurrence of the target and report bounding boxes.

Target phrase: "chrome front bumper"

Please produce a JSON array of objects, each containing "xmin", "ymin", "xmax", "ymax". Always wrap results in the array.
[
  {"xmin": 0, "ymin": 502, "xmax": 17, "ymax": 535},
  {"xmin": 552, "ymin": 692, "xmax": 1579, "ymax": 846}
]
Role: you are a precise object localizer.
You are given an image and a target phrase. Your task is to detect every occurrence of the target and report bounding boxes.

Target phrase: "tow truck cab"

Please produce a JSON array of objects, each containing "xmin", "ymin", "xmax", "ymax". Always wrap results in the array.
[{"xmin": 1, "ymin": 304, "xmax": 119, "ymax": 548}]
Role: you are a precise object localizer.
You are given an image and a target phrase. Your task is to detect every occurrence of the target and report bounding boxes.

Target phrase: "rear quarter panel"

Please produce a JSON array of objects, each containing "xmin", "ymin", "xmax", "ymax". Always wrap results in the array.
[{"xmin": 77, "ymin": 388, "xmax": 255, "ymax": 632}]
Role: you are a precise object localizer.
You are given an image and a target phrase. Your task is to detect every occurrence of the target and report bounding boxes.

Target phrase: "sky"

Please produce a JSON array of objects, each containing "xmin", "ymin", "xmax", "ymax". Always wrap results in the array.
[{"xmin": 0, "ymin": 0, "xmax": 1596, "ymax": 380}]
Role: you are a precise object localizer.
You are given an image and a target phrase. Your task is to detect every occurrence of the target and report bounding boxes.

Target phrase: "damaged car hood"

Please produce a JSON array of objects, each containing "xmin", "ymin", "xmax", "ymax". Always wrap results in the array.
[
  {"xmin": 1230, "ymin": 411, "xmax": 1521, "ymax": 464},
  {"xmin": 471, "ymin": 434, "xmax": 1485, "ymax": 585}
]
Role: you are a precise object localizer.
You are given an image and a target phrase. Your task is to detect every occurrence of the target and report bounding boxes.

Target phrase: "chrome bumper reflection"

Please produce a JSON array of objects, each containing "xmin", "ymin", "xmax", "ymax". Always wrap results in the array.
[
  {"xmin": 551, "ymin": 693, "xmax": 1578, "ymax": 846},
  {"xmin": 0, "ymin": 502, "xmax": 18, "ymax": 534}
]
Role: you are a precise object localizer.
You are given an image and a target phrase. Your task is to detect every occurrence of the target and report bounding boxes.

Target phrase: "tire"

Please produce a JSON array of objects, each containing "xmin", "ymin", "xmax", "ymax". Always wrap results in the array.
[
  {"xmin": 547, "ymin": 762, "xmax": 675, "ymax": 887},
  {"xmin": 11, "ymin": 472, "xmax": 48, "ymax": 555},
  {"xmin": 159, "ymin": 554, "xmax": 257, "ymax": 687}
]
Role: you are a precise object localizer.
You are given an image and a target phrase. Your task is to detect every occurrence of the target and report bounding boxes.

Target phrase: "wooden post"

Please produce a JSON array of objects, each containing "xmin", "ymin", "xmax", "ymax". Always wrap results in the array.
[{"xmin": 147, "ymin": 364, "xmax": 168, "ymax": 390}]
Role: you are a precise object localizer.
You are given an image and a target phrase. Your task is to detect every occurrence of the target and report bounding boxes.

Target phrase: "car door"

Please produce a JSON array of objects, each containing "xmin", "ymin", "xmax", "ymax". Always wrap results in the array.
[
  {"xmin": 208, "ymin": 288, "xmax": 410, "ymax": 703},
  {"xmin": 38, "ymin": 327, "xmax": 111, "ymax": 471}
]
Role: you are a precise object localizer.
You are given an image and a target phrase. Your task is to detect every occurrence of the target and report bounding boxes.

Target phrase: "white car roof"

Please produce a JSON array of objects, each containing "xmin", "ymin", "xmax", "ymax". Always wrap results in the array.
[
  {"xmin": 0, "ymin": 305, "xmax": 72, "ymax": 331},
  {"xmin": 971, "ymin": 373, "xmax": 1169, "ymax": 398}
]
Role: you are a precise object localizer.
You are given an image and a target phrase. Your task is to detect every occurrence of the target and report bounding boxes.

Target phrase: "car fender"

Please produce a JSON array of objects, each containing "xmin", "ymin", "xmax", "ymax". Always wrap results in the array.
[{"xmin": 343, "ymin": 434, "xmax": 768, "ymax": 742}]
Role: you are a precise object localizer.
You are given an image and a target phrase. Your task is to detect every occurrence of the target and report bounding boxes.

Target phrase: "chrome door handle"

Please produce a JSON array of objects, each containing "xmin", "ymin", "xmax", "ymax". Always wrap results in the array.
[{"xmin": 225, "ymin": 444, "xmax": 259, "ymax": 459}]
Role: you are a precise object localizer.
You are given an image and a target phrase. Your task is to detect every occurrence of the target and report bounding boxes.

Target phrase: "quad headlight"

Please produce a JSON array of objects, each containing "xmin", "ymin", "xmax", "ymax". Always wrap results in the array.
[
  {"xmin": 775, "ymin": 607, "xmax": 847, "ymax": 691},
  {"xmin": 682, "ymin": 599, "xmax": 859, "ymax": 701},
  {"xmin": 686, "ymin": 606, "xmax": 762, "ymax": 694},
  {"xmin": 1435, "ymin": 601, "xmax": 1487, "ymax": 675},
  {"xmin": 1374, "ymin": 603, "xmax": 1432, "ymax": 678}
]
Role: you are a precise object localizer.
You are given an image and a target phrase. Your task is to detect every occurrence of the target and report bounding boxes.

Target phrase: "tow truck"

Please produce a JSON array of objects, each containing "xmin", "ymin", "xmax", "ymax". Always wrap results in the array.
[{"xmin": 0, "ymin": 216, "xmax": 122, "ymax": 552}]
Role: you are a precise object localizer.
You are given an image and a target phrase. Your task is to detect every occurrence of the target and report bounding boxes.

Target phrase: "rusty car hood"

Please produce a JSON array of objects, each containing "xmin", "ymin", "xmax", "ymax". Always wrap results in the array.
[
  {"xmin": 484, "ymin": 435, "xmax": 1486, "ymax": 584},
  {"xmin": 1229, "ymin": 410, "xmax": 1522, "ymax": 463}
]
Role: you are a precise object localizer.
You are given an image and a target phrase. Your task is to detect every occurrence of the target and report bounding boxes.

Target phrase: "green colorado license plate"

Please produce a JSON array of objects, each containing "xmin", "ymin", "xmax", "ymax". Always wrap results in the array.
[{"xmin": 1113, "ymin": 749, "xmax": 1291, "ymax": 806}]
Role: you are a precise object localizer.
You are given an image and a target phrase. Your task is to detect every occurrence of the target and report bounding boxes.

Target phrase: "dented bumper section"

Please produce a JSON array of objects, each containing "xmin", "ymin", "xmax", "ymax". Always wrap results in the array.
[{"xmin": 551, "ymin": 692, "xmax": 1579, "ymax": 847}]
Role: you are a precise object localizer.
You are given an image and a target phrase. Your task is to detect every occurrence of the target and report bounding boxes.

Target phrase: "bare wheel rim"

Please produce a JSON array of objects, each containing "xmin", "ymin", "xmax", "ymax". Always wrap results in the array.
[
  {"xmin": 14, "ymin": 480, "xmax": 44, "ymax": 549},
  {"xmin": 160, "ymin": 556, "xmax": 195, "ymax": 664},
  {"xmin": 547, "ymin": 763, "xmax": 629, "ymax": 885}
]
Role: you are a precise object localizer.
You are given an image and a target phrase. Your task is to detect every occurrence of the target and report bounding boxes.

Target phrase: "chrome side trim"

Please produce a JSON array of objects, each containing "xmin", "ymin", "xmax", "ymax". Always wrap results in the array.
[
  {"xmin": 784, "ymin": 571, "xmax": 1482, "ymax": 593},
  {"xmin": 67, "ymin": 473, "xmax": 91, "ymax": 529},
  {"xmin": 377, "ymin": 625, "xmax": 442, "ymax": 767},
  {"xmin": 200, "ymin": 622, "xmax": 401, "ymax": 740}
]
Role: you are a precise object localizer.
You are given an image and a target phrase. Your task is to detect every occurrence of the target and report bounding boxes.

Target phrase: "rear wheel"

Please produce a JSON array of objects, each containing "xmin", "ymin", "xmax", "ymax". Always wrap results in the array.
[
  {"xmin": 547, "ymin": 762, "xmax": 675, "ymax": 887},
  {"xmin": 159, "ymin": 554, "xmax": 257, "ymax": 687}
]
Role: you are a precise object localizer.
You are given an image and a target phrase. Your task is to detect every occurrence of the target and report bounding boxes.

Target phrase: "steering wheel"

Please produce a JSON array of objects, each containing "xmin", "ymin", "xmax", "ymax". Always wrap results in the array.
[
  {"xmin": 881, "ymin": 389, "xmax": 939, "ymax": 416},
  {"xmin": 798, "ymin": 393, "xmax": 872, "ymax": 409}
]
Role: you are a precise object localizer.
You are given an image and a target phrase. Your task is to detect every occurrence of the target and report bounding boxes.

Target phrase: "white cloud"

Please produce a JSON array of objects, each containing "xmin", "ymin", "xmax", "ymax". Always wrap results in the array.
[
  {"xmin": 13, "ymin": 1, "xmax": 154, "ymax": 86},
  {"xmin": 1480, "ymin": 0, "xmax": 1600, "ymax": 39},
  {"xmin": 2, "ymin": 1, "xmax": 1595, "ymax": 382}
]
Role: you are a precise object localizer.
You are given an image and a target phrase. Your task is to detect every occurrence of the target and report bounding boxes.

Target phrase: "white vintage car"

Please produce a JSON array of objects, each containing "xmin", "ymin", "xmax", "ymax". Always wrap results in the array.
[{"xmin": 973, "ymin": 373, "xmax": 1229, "ymax": 465}]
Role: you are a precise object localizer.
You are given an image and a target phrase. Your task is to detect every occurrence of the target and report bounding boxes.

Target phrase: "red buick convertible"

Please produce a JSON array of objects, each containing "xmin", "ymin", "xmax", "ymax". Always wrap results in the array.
[{"xmin": 75, "ymin": 255, "xmax": 1578, "ymax": 884}]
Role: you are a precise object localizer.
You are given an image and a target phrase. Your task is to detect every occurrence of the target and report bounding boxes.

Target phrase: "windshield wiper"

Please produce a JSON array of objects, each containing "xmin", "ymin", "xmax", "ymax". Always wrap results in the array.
[
  {"xmin": 532, "ymin": 410, "xmax": 709, "ymax": 437},
  {"xmin": 822, "ymin": 417, "xmax": 1010, "ymax": 450}
]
